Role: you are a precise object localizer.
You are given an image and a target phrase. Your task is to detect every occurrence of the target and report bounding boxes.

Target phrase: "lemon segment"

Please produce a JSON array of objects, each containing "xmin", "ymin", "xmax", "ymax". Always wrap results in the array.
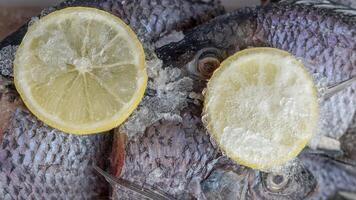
[
  {"xmin": 203, "ymin": 48, "xmax": 319, "ymax": 170},
  {"xmin": 14, "ymin": 7, "xmax": 147, "ymax": 134}
]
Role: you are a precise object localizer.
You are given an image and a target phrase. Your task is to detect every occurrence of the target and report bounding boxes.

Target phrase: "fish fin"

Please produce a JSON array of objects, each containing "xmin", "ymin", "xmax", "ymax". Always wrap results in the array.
[
  {"xmin": 333, "ymin": 191, "xmax": 356, "ymax": 200},
  {"xmin": 110, "ymin": 131, "xmax": 127, "ymax": 177},
  {"xmin": 280, "ymin": 0, "xmax": 356, "ymax": 16},
  {"xmin": 93, "ymin": 165, "xmax": 176, "ymax": 200}
]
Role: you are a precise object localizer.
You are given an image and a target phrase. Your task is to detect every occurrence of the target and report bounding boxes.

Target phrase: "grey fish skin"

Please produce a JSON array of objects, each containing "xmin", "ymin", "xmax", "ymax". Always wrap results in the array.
[
  {"xmin": 0, "ymin": 0, "xmax": 224, "ymax": 199},
  {"xmin": 300, "ymin": 153, "xmax": 356, "ymax": 200},
  {"xmin": 157, "ymin": 0, "xmax": 356, "ymax": 140},
  {"xmin": 113, "ymin": 107, "xmax": 220, "ymax": 199},
  {"xmin": 277, "ymin": 0, "xmax": 356, "ymax": 9},
  {"xmin": 201, "ymin": 153, "xmax": 356, "ymax": 200},
  {"xmin": 129, "ymin": 1, "xmax": 355, "ymax": 199},
  {"xmin": 340, "ymin": 114, "xmax": 356, "ymax": 160},
  {"xmin": 0, "ymin": 0, "xmax": 224, "ymax": 77},
  {"xmin": 0, "ymin": 0, "xmax": 224, "ymax": 51},
  {"xmin": 111, "ymin": 1, "xmax": 355, "ymax": 199}
]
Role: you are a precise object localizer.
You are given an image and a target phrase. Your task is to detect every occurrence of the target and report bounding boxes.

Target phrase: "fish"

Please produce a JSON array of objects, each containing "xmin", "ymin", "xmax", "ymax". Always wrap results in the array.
[
  {"xmin": 201, "ymin": 152, "xmax": 356, "ymax": 200},
  {"xmin": 157, "ymin": 0, "xmax": 356, "ymax": 142},
  {"xmin": 109, "ymin": 0, "xmax": 356, "ymax": 199},
  {"xmin": 266, "ymin": 0, "xmax": 356, "ymax": 9},
  {"xmin": 0, "ymin": 0, "xmax": 224, "ymax": 199},
  {"xmin": 111, "ymin": 107, "xmax": 220, "ymax": 199},
  {"xmin": 340, "ymin": 114, "xmax": 356, "ymax": 160}
]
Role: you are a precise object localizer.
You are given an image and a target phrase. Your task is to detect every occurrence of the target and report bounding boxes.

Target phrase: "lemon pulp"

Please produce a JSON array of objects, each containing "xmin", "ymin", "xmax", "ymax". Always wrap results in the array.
[
  {"xmin": 14, "ymin": 7, "xmax": 147, "ymax": 134},
  {"xmin": 203, "ymin": 48, "xmax": 319, "ymax": 170}
]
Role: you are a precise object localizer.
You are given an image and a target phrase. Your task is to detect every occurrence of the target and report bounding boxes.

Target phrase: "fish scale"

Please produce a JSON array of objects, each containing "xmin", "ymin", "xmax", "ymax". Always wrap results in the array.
[
  {"xmin": 114, "ymin": 1, "xmax": 356, "ymax": 199},
  {"xmin": 158, "ymin": 0, "xmax": 355, "ymax": 140},
  {"xmin": 0, "ymin": 0, "xmax": 224, "ymax": 199},
  {"xmin": 113, "ymin": 109, "xmax": 220, "ymax": 199},
  {"xmin": 255, "ymin": 4, "xmax": 355, "ymax": 139}
]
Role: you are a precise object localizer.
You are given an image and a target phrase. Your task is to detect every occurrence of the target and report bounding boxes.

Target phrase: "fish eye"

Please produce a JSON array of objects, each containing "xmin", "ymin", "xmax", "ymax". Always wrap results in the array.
[
  {"xmin": 265, "ymin": 173, "xmax": 289, "ymax": 192},
  {"xmin": 251, "ymin": 166, "xmax": 317, "ymax": 199},
  {"xmin": 187, "ymin": 47, "xmax": 223, "ymax": 79}
]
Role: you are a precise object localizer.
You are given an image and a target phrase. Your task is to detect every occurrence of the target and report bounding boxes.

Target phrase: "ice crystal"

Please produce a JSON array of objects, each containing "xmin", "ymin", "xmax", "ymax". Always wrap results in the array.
[
  {"xmin": 0, "ymin": 45, "xmax": 17, "ymax": 77},
  {"xmin": 119, "ymin": 58, "xmax": 194, "ymax": 138}
]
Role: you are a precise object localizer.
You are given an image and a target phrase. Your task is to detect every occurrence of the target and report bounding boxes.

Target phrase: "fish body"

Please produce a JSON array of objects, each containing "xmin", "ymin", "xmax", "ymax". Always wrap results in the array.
[
  {"xmin": 0, "ymin": 0, "xmax": 223, "ymax": 199},
  {"xmin": 112, "ymin": 108, "xmax": 220, "ymax": 199},
  {"xmin": 111, "ymin": 0, "xmax": 356, "ymax": 199},
  {"xmin": 157, "ymin": 0, "xmax": 356, "ymax": 140}
]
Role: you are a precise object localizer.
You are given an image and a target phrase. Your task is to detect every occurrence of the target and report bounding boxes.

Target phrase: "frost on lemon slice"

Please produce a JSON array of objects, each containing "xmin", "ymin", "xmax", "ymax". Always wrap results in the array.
[
  {"xmin": 14, "ymin": 7, "xmax": 147, "ymax": 135},
  {"xmin": 203, "ymin": 48, "xmax": 319, "ymax": 170}
]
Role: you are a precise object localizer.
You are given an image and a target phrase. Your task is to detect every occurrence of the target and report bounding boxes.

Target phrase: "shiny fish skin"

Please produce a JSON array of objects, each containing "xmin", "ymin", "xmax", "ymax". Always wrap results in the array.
[
  {"xmin": 110, "ymin": 1, "xmax": 356, "ymax": 199},
  {"xmin": 0, "ymin": 108, "xmax": 112, "ymax": 199},
  {"xmin": 0, "ymin": 0, "xmax": 224, "ymax": 199},
  {"xmin": 300, "ymin": 153, "xmax": 356, "ymax": 200},
  {"xmin": 112, "ymin": 108, "xmax": 220, "ymax": 199},
  {"xmin": 201, "ymin": 153, "xmax": 356, "ymax": 200},
  {"xmin": 157, "ymin": 0, "xmax": 356, "ymax": 140},
  {"xmin": 284, "ymin": 0, "xmax": 356, "ymax": 9},
  {"xmin": 0, "ymin": 0, "xmax": 224, "ymax": 51},
  {"xmin": 340, "ymin": 114, "xmax": 356, "ymax": 160},
  {"xmin": 0, "ymin": 0, "xmax": 224, "ymax": 78}
]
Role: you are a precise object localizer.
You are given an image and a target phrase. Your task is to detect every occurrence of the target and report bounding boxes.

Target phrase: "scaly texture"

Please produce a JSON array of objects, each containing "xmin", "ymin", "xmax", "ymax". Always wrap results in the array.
[
  {"xmin": 129, "ymin": 1, "xmax": 355, "ymax": 199},
  {"xmin": 158, "ymin": 0, "xmax": 356, "ymax": 140},
  {"xmin": 114, "ymin": 106, "xmax": 220, "ymax": 199},
  {"xmin": 300, "ymin": 153, "xmax": 356, "ymax": 200},
  {"xmin": 0, "ymin": 109, "xmax": 112, "ymax": 199},
  {"xmin": 340, "ymin": 114, "xmax": 356, "ymax": 160},
  {"xmin": 0, "ymin": 0, "xmax": 224, "ymax": 77},
  {"xmin": 199, "ymin": 153, "xmax": 356, "ymax": 200},
  {"xmin": 0, "ymin": 0, "xmax": 224, "ymax": 199},
  {"xmin": 0, "ymin": 0, "xmax": 224, "ymax": 51}
]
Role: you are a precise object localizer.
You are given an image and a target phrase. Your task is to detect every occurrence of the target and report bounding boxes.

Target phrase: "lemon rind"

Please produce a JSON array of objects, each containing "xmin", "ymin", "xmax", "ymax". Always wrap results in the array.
[
  {"xmin": 203, "ymin": 47, "xmax": 319, "ymax": 171},
  {"xmin": 14, "ymin": 7, "xmax": 147, "ymax": 135}
]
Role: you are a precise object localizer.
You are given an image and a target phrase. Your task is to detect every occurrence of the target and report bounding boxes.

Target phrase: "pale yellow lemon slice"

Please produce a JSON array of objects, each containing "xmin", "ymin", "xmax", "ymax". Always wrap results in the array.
[
  {"xmin": 14, "ymin": 7, "xmax": 147, "ymax": 134},
  {"xmin": 203, "ymin": 48, "xmax": 319, "ymax": 170}
]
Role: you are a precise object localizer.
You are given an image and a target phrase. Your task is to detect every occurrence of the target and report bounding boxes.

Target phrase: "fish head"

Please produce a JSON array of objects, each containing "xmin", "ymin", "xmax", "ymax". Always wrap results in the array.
[
  {"xmin": 155, "ymin": 8, "xmax": 258, "ymax": 69},
  {"xmin": 201, "ymin": 156, "xmax": 316, "ymax": 200},
  {"xmin": 201, "ymin": 152, "xmax": 356, "ymax": 200},
  {"xmin": 156, "ymin": 2, "xmax": 356, "ymax": 142}
]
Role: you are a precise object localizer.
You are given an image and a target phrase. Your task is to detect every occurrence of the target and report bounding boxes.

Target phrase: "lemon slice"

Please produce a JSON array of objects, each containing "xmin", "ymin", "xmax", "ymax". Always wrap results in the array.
[
  {"xmin": 14, "ymin": 7, "xmax": 147, "ymax": 135},
  {"xmin": 203, "ymin": 48, "xmax": 319, "ymax": 170}
]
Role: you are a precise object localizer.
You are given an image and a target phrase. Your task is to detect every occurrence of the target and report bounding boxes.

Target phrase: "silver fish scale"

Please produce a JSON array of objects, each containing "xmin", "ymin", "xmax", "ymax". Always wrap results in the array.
[
  {"xmin": 340, "ymin": 113, "xmax": 356, "ymax": 160},
  {"xmin": 164, "ymin": 2, "xmax": 355, "ymax": 139},
  {"xmin": 118, "ymin": 110, "xmax": 219, "ymax": 199},
  {"xmin": 0, "ymin": 0, "xmax": 224, "ymax": 78},
  {"xmin": 0, "ymin": 109, "xmax": 112, "ymax": 199},
  {"xmin": 300, "ymin": 154, "xmax": 356, "ymax": 200},
  {"xmin": 153, "ymin": 2, "xmax": 355, "ymax": 198},
  {"xmin": 254, "ymin": 3, "xmax": 356, "ymax": 139},
  {"xmin": 0, "ymin": 0, "xmax": 224, "ymax": 199},
  {"xmin": 100, "ymin": 0, "xmax": 224, "ymax": 43}
]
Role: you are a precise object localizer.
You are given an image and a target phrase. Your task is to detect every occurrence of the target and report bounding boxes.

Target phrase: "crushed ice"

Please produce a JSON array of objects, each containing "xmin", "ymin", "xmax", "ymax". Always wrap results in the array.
[
  {"xmin": 118, "ymin": 58, "xmax": 194, "ymax": 138},
  {"xmin": 0, "ymin": 45, "xmax": 18, "ymax": 77},
  {"xmin": 155, "ymin": 31, "xmax": 185, "ymax": 48}
]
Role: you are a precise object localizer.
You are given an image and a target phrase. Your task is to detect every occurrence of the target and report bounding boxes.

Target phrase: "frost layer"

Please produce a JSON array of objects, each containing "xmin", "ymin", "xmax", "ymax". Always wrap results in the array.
[
  {"xmin": 0, "ymin": 45, "xmax": 17, "ymax": 77},
  {"xmin": 119, "ymin": 58, "xmax": 194, "ymax": 138}
]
